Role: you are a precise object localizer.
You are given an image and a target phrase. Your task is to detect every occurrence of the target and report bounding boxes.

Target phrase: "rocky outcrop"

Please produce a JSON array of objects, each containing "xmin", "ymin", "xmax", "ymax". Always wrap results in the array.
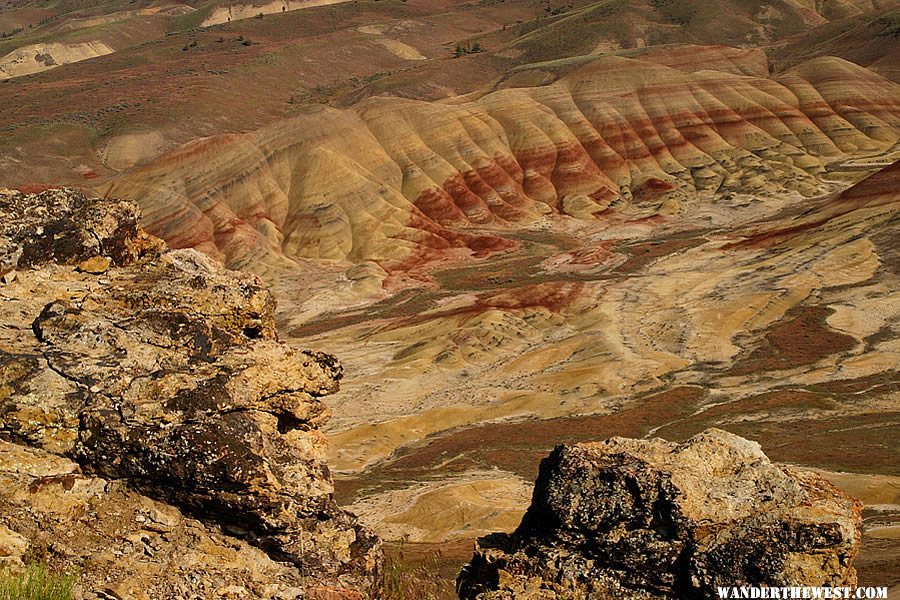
[
  {"xmin": 458, "ymin": 429, "xmax": 862, "ymax": 599},
  {"xmin": 0, "ymin": 188, "xmax": 380, "ymax": 598},
  {"xmin": 0, "ymin": 439, "xmax": 365, "ymax": 600}
]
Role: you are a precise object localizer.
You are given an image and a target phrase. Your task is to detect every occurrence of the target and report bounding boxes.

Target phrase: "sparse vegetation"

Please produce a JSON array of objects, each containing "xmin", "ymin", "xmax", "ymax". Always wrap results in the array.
[
  {"xmin": 875, "ymin": 9, "xmax": 900, "ymax": 38},
  {"xmin": 0, "ymin": 563, "xmax": 75, "ymax": 600},
  {"xmin": 649, "ymin": 0, "xmax": 696, "ymax": 26},
  {"xmin": 453, "ymin": 41, "xmax": 484, "ymax": 57},
  {"xmin": 377, "ymin": 547, "xmax": 455, "ymax": 600},
  {"xmin": 541, "ymin": 0, "xmax": 572, "ymax": 16}
]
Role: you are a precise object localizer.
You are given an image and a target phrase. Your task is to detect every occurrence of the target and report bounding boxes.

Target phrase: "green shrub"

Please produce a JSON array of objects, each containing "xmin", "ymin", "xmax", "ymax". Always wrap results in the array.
[{"xmin": 0, "ymin": 563, "xmax": 75, "ymax": 600}]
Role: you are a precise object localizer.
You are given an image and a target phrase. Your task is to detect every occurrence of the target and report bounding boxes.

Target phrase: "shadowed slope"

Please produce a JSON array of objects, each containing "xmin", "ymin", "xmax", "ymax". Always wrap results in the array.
[{"xmin": 770, "ymin": 7, "xmax": 900, "ymax": 81}]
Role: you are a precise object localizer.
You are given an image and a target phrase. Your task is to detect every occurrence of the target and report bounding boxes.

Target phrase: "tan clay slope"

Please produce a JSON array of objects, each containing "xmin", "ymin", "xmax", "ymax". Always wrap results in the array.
[
  {"xmin": 0, "ymin": 0, "xmax": 351, "ymax": 79},
  {"xmin": 0, "ymin": 39, "xmax": 115, "ymax": 79},
  {"xmin": 0, "ymin": 4, "xmax": 185, "ymax": 80},
  {"xmin": 108, "ymin": 52, "xmax": 900, "ymax": 270},
  {"xmin": 200, "ymin": 0, "xmax": 352, "ymax": 26}
]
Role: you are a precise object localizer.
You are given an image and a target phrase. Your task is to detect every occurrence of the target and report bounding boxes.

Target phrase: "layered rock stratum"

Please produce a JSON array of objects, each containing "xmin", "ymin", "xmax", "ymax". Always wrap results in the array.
[
  {"xmin": 0, "ymin": 188, "xmax": 380, "ymax": 598},
  {"xmin": 106, "ymin": 52, "xmax": 899, "ymax": 269},
  {"xmin": 324, "ymin": 161, "xmax": 898, "ymax": 574},
  {"xmin": 2, "ymin": 0, "xmax": 898, "ymax": 188},
  {"xmin": 458, "ymin": 429, "xmax": 863, "ymax": 600}
]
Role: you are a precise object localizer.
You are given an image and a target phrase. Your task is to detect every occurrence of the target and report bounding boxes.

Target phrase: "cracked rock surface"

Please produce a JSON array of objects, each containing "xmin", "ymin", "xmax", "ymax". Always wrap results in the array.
[
  {"xmin": 0, "ymin": 188, "xmax": 381, "ymax": 599},
  {"xmin": 458, "ymin": 429, "xmax": 862, "ymax": 600}
]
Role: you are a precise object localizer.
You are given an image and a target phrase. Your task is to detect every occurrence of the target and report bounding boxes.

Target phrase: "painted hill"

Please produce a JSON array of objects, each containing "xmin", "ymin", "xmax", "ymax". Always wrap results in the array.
[
  {"xmin": 106, "ymin": 52, "xmax": 899, "ymax": 270},
  {"xmin": 1, "ymin": 0, "xmax": 898, "ymax": 187}
]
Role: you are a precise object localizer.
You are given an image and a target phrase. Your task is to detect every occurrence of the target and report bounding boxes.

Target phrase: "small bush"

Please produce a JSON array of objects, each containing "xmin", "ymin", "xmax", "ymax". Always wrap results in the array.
[
  {"xmin": 453, "ymin": 41, "xmax": 485, "ymax": 57},
  {"xmin": 0, "ymin": 563, "xmax": 75, "ymax": 600}
]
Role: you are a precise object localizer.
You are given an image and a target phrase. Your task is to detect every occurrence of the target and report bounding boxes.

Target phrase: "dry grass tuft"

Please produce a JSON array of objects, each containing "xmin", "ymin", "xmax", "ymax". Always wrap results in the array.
[
  {"xmin": 377, "ymin": 545, "xmax": 457, "ymax": 600},
  {"xmin": 0, "ymin": 563, "xmax": 74, "ymax": 600}
]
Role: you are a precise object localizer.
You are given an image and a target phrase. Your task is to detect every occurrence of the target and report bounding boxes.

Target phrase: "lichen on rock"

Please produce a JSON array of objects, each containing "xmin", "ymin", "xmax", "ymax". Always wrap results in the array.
[
  {"xmin": 0, "ymin": 188, "xmax": 381, "ymax": 598},
  {"xmin": 458, "ymin": 429, "xmax": 862, "ymax": 599}
]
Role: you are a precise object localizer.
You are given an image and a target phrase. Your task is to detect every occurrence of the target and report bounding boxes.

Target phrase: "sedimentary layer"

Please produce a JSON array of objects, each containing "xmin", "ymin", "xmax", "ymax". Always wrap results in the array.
[
  {"xmin": 319, "ymin": 158, "xmax": 899, "ymax": 569},
  {"xmin": 107, "ymin": 52, "xmax": 900, "ymax": 270}
]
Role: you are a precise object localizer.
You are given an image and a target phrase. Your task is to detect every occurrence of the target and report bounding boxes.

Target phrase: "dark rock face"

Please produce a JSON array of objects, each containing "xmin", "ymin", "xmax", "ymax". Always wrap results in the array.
[
  {"xmin": 458, "ymin": 429, "xmax": 862, "ymax": 600},
  {"xmin": 0, "ymin": 188, "xmax": 381, "ymax": 597},
  {"xmin": 0, "ymin": 188, "xmax": 163, "ymax": 271}
]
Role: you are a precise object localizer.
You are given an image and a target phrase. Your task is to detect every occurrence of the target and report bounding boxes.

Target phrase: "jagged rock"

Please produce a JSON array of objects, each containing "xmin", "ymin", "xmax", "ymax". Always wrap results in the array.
[
  {"xmin": 0, "ymin": 188, "xmax": 381, "ymax": 597},
  {"xmin": 0, "ymin": 522, "xmax": 28, "ymax": 565},
  {"xmin": 0, "ymin": 187, "xmax": 163, "ymax": 272},
  {"xmin": 458, "ymin": 429, "xmax": 862, "ymax": 600},
  {"xmin": 0, "ymin": 439, "xmax": 329, "ymax": 599}
]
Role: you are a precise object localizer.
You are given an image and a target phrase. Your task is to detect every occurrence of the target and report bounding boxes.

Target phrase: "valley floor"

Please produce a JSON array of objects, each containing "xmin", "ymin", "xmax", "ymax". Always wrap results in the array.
[{"xmin": 268, "ymin": 155, "xmax": 900, "ymax": 591}]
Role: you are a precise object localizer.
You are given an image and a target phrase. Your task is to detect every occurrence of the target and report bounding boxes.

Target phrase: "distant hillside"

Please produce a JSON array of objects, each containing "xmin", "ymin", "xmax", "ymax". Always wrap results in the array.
[
  {"xmin": 769, "ymin": 6, "xmax": 900, "ymax": 80},
  {"xmin": 1, "ymin": 0, "xmax": 898, "ymax": 188},
  {"xmin": 106, "ymin": 52, "xmax": 899, "ymax": 270}
]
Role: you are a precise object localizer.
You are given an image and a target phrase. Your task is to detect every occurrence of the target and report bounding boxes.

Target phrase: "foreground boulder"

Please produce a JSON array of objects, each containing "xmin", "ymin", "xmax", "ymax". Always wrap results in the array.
[
  {"xmin": 0, "ymin": 439, "xmax": 367, "ymax": 600},
  {"xmin": 458, "ymin": 429, "xmax": 862, "ymax": 599},
  {"xmin": 0, "ymin": 188, "xmax": 380, "ymax": 598}
]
